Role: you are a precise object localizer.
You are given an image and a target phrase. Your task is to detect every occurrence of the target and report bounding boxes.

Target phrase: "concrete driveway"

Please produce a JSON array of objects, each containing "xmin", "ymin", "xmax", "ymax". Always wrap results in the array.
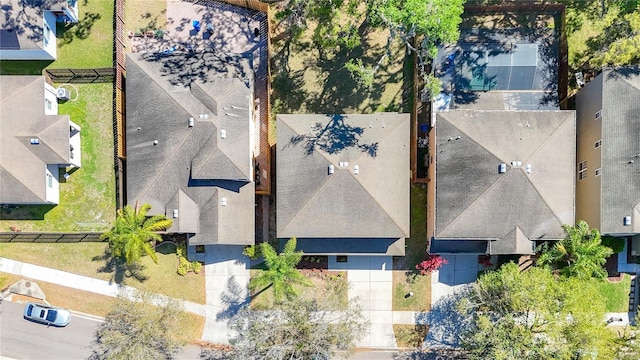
[{"xmin": 431, "ymin": 254, "xmax": 479, "ymax": 305}]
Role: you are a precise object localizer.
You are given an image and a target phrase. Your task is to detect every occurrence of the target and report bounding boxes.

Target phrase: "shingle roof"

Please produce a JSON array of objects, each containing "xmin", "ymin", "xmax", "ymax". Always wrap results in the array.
[
  {"xmin": 125, "ymin": 53, "xmax": 254, "ymax": 245},
  {"xmin": 0, "ymin": 75, "xmax": 70, "ymax": 204},
  {"xmin": 434, "ymin": 110, "xmax": 576, "ymax": 254},
  {"xmin": 600, "ymin": 68, "xmax": 640, "ymax": 234},
  {"xmin": 276, "ymin": 113, "xmax": 410, "ymax": 239},
  {"xmin": 0, "ymin": 0, "xmax": 67, "ymax": 52}
]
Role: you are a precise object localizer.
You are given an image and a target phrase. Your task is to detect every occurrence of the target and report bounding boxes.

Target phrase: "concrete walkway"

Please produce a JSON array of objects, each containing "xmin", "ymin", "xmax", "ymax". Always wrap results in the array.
[
  {"xmin": 0, "ymin": 257, "xmax": 206, "ymax": 316},
  {"xmin": 200, "ymin": 245, "xmax": 250, "ymax": 344}
]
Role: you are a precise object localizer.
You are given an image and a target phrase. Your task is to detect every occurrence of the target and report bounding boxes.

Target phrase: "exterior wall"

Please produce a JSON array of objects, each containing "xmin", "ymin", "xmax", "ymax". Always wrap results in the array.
[
  {"xmin": 426, "ymin": 126, "xmax": 437, "ymax": 247},
  {"xmin": 44, "ymin": 82, "xmax": 59, "ymax": 115},
  {"xmin": 575, "ymin": 75, "xmax": 603, "ymax": 228},
  {"xmin": 45, "ymin": 164, "xmax": 60, "ymax": 204},
  {"xmin": 69, "ymin": 120, "xmax": 82, "ymax": 167},
  {"xmin": 43, "ymin": 12, "xmax": 57, "ymax": 59}
]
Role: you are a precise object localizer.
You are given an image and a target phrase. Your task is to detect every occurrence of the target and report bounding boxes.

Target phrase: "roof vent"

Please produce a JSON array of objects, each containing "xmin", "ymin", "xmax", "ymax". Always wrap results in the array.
[
  {"xmin": 172, "ymin": 209, "xmax": 179, "ymax": 218},
  {"xmin": 221, "ymin": 197, "xmax": 227, "ymax": 206},
  {"xmin": 353, "ymin": 165, "xmax": 359, "ymax": 175},
  {"xmin": 339, "ymin": 161, "xmax": 348, "ymax": 167},
  {"xmin": 30, "ymin": 138, "xmax": 40, "ymax": 145},
  {"xmin": 525, "ymin": 164, "xmax": 532, "ymax": 174},
  {"xmin": 153, "ymin": 140, "xmax": 158, "ymax": 145},
  {"xmin": 624, "ymin": 216, "xmax": 632, "ymax": 226},
  {"xmin": 328, "ymin": 164, "xmax": 334, "ymax": 174},
  {"xmin": 199, "ymin": 114, "xmax": 209, "ymax": 119},
  {"xmin": 188, "ymin": 117, "xmax": 195, "ymax": 127},
  {"xmin": 511, "ymin": 161, "xmax": 522, "ymax": 167},
  {"xmin": 499, "ymin": 163, "xmax": 506, "ymax": 173},
  {"xmin": 220, "ymin": 129, "xmax": 227, "ymax": 139}
]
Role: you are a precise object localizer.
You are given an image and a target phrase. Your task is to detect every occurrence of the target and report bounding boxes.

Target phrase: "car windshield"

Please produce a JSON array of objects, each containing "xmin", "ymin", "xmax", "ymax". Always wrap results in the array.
[
  {"xmin": 46, "ymin": 310, "xmax": 57, "ymax": 322},
  {"xmin": 27, "ymin": 304, "xmax": 34, "ymax": 316}
]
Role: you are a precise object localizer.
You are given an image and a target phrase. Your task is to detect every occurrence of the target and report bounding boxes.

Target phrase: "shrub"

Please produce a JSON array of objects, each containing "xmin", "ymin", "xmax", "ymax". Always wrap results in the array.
[
  {"xmin": 243, "ymin": 245, "xmax": 262, "ymax": 260},
  {"xmin": 602, "ymin": 236, "xmax": 625, "ymax": 254},
  {"xmin": 176, "ymin": 244, "xmax": 202, "ymax": 276},
  {"xmin": 416, "ymin": 255, "xmax": 448, "ymax": 275}
]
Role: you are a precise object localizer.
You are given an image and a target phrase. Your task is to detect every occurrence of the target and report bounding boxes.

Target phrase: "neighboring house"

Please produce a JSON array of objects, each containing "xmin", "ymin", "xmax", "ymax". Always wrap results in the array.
[
  {"xmin": 0, "ymin": 75, "xmax": 81, "ymax": 204},
  {"xmin": 125, "ymin": 53, "xmax": 255, "ymax": 246},
  {"xmin": 575, "ymin": 68, "xmax": 640, "ymax": 250},
  {"xmin": 427, "ymin": 25, "xmax": 576, "ymax": 255},
  {"xmin": 276, "ymin": 113, "xmax": 410, "ymax": 256},
  {"xmin": 0, "ymin": 0, "xmax": 79, "ymax": 60},
  {"xmin": 427, "ymin": 110, "xmax": 576, "ymax": 254}
]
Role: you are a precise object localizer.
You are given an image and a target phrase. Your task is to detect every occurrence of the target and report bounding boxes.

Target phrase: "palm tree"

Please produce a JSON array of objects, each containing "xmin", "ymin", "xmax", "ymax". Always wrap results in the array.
[
  {"xmin": 100, "ymin": 202, "xmax": 173, "ymax": 265},
  {"xmin": 537, "ymin": 221, "xmax": 613, "ymax": 279},
  {"xmin": 248, "ymin": 238, "xmax": 311, "ymax": 304}
]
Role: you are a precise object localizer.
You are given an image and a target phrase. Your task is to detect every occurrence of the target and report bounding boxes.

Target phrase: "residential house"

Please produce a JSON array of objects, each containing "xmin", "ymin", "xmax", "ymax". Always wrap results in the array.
[
  {"xmin": 276, "ymin": 113, "xmax": 410, "ymax": 256},
  {"xmin": 0, "ymin": 0, "xmax": 78, "ymax": 60},
  {"xmin": 0, "ymin": 75, "xmax": 81, "ymax": 204},
  {"xmin": 125, "ymin": 53, "xmax": 255, "ymax": 246},
  {"xmin": 427, "ymin": 25, "xmax": 576, "ymax": 255},
  {"xmin": 575, "ymin": 68, "xmax": 640, "ymax": 251}
]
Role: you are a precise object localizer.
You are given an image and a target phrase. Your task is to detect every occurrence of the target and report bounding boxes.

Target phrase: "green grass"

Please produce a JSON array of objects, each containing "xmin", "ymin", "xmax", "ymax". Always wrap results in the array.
[
  {"xmin": 49, "ymin": 0, "xmax": 114, "ymax": 69},
  {"xmin": 0, "ymin": 83, "xmax": 116, "ymax": 232},
  {"xmin": 0, "ymin": 242, "xmax": 206, "ymax": 304},
  {"xmin": 392, "ymin": 270, "xmax": 431, "ymax": 311},
  {"xmin": 125, "ymin": 0, "xmax": 167, "ymax": 34},
  {"xmin": 250, "ymin": 270, "xmax": 348, "ymax": 310},
  {"xmin": 595, "ymin": 274, "xmax": 631, "ymax": 312},
  {"xmin": 270, "ymin": 12, "xmax": 408, "ymax": 115},
  {"xmin": 406, "ymin": 185, "xmax": 428, "ymax": 268}
]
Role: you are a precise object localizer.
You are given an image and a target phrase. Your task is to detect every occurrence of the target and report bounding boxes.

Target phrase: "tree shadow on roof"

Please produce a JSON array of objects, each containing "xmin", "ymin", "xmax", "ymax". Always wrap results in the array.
[{"xmin": 289, "ymin": 114, "xmax": 379, "ymax": 157}]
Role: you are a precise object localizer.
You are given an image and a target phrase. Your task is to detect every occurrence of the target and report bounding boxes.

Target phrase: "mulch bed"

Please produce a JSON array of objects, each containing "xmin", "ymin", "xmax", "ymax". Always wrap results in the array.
[{"xmin": 297, "ymin": 255, "xmax": 328, "ymax": 270}]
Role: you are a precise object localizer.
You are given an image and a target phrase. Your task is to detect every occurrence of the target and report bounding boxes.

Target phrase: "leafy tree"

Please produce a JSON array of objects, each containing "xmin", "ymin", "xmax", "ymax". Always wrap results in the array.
[
  {"xmin": 89, "ymin": 292, "xmax": 186, "ymax": 360},
  {"xmin": 227, "ymin": 282, "xmax": 367, "ymax": 360},
  {"xmin": 100, "ymin": 202, "xmax": 172, "ymax": 265},
  {"xmin": 415, "ymin": 254, "xmax": 448, "ymax": 274},
  {"xmin": 602, "ymin": 235, "xmax": 626, "ymax": 253},
  {"xmin": 458, "ymin": 263, "xmax": 617, "ymax": 360},
  {"xmin": 537, "ymin": 220, "xmax": 613, "ymax": 279},
  {"xmin": 248, "ymin": 238, "xmax": 311, "ymax": 304}
]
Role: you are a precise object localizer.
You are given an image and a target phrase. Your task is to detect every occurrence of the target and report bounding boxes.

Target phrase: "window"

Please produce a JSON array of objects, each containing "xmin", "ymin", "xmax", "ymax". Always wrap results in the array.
[
  {"xmin": 45, "ymin": 98, "xmax": 52, "ymax": 111},
  {"xmin": 595, "ymin": 168, "xmax": 601, "ymax": 176},
  {"xmin": 47, "ymin": 174, "xmax": 53, "ymax": 188},
  {"xmin": 336, "ymin": 255, "xmax": 348, "ymax": 263},
  {"xmin": 595, "ymin": 110, "xmax": 602, "ymax": 120},
  {"xmin": 594, "ymin": 139, "xmax": 602, "ymax": 149},
  {"xmin": 578, "ymin": 161, "xmax": 588, "ymax": 181}
]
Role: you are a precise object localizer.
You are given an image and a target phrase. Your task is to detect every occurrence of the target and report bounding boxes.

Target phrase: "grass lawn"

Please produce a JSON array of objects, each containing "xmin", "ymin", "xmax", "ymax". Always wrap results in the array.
[
  {"xmin": 393, "ymin": 324, "xmax": 429, "ymax": 348},
  {"xmin": 0, "ymin": 242, "xmax": 206, "ymax": 304},
  {"xmin": 50, "ymin": 0, "xmax": 114, "ymax": 69},
  {"xmin": 270, "ymin": 4, "xmax": 412, "ymax": 131},
  {"xmin": 406, "ymin": 185, "xmax": 428, "ymax": 269},
  {"xmin": 595, "ymin": 273, "xmax": 631, "ymax": 312},
  {"xmin": 0, "ymin": 83, "xmax": 116, "ymax": 232},
  {"xmin": 1, "ymin": 272, "xmax": 205, "ymax": 342},
  {"xmin": 124, "ymin": 0, "xmax": 167, "ymax": 35},
  {"xmin": 250, "ymin": 270, "xmax": 348, "ymax": 310},
  {"xmin": 392, "ymin": 270, "xmax": 431, "ymax": 311}
]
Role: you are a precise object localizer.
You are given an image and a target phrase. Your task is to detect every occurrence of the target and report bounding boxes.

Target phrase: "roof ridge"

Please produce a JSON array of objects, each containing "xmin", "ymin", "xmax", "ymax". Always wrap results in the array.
[
  {"xmin": 0, "ymin": 77, "xmax": 40, "ymax": 106},
  {"xmin": 351, "ymin": 114, "xmax": 405, "ymax": 164}
]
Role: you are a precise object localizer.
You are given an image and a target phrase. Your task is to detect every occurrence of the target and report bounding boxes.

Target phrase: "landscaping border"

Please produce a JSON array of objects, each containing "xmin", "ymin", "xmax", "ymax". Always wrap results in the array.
[{"xmin": 0, "ymin": 232, "xmax": 103, "ymax": 242}]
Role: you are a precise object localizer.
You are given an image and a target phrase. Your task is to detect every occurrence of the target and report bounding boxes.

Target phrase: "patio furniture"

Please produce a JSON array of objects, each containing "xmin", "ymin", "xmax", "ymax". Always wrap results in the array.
[
  {"xmin": 205, "ymin": 22, "xmax": 213, "ymax": 34},
  {"xmin": 192, "ymin": 20, "xmax": 200, "ymax": 32},
  {"xmin": 154, "ymin": 29, "xmax": 164, "ymax": 39},
  {"xmin": 145, "ymin": 30, "xmax": 155, "ymax": 38}
]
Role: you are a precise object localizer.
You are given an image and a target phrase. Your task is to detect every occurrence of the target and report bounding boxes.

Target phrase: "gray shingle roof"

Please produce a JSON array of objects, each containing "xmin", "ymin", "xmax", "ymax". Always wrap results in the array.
[
  {"xmin": 434, "ymin": 110, "xmax": 576, "ymax": 254},
  {"xmin": 600, "ymin": 68, "xmax": 640, "ymax": 234},
  {"xmin": 0, "ymin": 75, "xmax": 70, "ymax": 204},
  {"xmin": 277, "ymin": 113, "xmax": 410, "ymax": 240},
  {"xmin": 125, "ymin": 53, "xmax": 254, "ymax": 245}
]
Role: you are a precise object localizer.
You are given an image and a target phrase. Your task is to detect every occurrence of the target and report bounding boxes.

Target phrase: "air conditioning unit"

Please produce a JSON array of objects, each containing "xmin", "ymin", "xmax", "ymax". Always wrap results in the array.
[{"xmin": 56, "ymin": 87, "xmax": 70, "ymax": 101}]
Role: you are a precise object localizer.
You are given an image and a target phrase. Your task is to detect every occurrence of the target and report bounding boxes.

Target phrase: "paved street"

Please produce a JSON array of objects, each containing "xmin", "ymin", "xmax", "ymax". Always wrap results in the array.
[{"xmin": 0, "ymin": 301, "xmax": 97, "ymax": 359}]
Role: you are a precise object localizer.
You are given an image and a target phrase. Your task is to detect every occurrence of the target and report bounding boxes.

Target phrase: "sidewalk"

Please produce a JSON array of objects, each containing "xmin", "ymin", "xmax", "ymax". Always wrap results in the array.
[{"xmin": 0, "ymin": 257, "xmax": 205, "ymax": 316}]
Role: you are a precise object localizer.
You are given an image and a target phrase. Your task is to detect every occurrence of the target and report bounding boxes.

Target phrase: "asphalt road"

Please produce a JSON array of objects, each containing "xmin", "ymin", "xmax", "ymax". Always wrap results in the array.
[{"xmin": 0, "ymin": 301, "xmax": 98, "ymax": 359}]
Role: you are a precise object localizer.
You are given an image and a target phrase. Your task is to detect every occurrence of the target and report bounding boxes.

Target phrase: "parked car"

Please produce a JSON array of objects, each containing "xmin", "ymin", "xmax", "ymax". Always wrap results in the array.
[{"xmin": 23, "ymin": 302, "xmax": 70, "ymax": 327}]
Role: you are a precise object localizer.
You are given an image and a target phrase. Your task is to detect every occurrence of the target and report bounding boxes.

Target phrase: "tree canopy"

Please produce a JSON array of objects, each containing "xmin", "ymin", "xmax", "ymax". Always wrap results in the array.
[
  {"xmin": 458, "ymin": 263, "xmax": 616, "ymax": 360},
  {"xmin": 89, "ymin": 292, "xmax": 186, "ymax": 360},
  {"xmin": 100, "ymin": 202, "xmax": 172, "ymax": 265},
  {"xmin": 537, "ymin": 220, "xmax": 613, "ymax": 279},
  {"xmin": 248, "ymin": 238, "xmax": 311, "ymax": 304},
  {"xmin": 227, "ymin": 275, "xmax": 367, "ymax": 360}
]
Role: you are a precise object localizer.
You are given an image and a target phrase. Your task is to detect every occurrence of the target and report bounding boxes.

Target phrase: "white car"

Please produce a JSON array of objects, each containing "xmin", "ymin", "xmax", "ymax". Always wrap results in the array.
[{"xmin": 23, "ymin": 302, "xmax": 70, "ymax": 327}]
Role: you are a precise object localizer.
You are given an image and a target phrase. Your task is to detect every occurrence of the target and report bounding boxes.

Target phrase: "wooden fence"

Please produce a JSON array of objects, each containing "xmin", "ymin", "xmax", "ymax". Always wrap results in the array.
[
  {"xmin": 45, "ymin": 68, "xmax": 115, "ymax": 83},
  {"xmin": 0, "ymin": 232, "xmax": 103, "ymax": 242}
]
